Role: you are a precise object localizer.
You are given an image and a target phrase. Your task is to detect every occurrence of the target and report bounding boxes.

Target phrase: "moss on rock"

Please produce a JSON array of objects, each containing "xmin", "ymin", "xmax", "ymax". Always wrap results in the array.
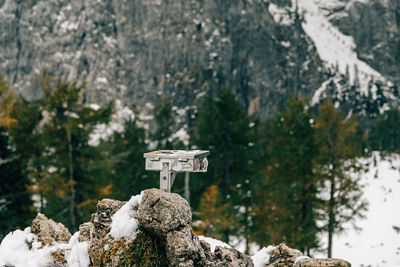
[{"xmin": 99, "ymin": 231, "xmax": 169, "ymax": 267}]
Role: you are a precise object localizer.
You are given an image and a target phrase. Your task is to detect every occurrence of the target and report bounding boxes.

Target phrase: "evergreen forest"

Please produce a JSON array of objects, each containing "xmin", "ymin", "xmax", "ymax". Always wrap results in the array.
[{"xmin": 0, "ymin": 75, "xmax": 399, "ymax": 257}]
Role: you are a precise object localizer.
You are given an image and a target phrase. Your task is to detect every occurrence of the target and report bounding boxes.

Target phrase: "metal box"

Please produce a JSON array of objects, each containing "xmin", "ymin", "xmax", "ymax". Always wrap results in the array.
[{"xmin": 143, "ymin": 150, "xmax": 209, "ymax": 192}]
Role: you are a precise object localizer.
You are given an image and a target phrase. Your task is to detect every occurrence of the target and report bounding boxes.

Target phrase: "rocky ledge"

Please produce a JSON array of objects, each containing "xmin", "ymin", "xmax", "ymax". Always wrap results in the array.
[{"xmin": 29, "ymin": 189, "xmax": 351, "ymax": 267}]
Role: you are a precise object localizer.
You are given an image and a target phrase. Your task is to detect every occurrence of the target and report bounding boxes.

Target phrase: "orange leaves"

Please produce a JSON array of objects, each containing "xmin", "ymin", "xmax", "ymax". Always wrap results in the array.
[
  {"xmin": 0, "ymin": 76, "xmax": 18, "ymax": 128},
  {"xmin": 99, "ymin": 183, "xmax": 113, "ymax": 197}
]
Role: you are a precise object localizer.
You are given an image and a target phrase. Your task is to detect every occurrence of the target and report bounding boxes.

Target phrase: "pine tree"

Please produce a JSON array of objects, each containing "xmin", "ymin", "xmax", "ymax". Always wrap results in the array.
[
  {"xmin": 151, "ymin": 97, "xmax": 184, "ymax": 150},
  {"xmin": 0, "ymin": 127, "xmax": 34, "ymax": 239},
  {"xmin": 254, "ymin": 96, "xmax": 319, "ymax": 254},
  {"xmin": 369, "ymin": 109, "xmax": 400, "ymax": 153},
  {"xmin": 314, "ymin": 99, "xmax": 368, "ymax": 257},
  {"xmin": 191, "ymin": 88, "xmax": 257, "ymax": 243},
  {"xmin": 33, "ymin": 81, "xmax": 112, "ymax": 230},
  {"xmin": 109, "ymin": 113, "xmax": 151, "ymax": 200},
  {"xmin": 0, "ymin": 76, "xmax": 34, "ymax": 238}
]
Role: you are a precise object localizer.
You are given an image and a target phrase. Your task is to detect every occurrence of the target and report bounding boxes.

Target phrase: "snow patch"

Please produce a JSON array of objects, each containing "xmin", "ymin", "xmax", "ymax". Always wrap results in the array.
[
  {"xmin": 251, "ymin": 246, "xmax": 276, "ymax": 267},
  {"xmin": 314, "ymin": 152, "xmax": 400, "ymax": 266},
  {"xmin": 109, "ymin": 192, "xmax": 143, "ymax": 240},
  {"xmin": 297, "ymin": 0, "xmax": 386, "ymax": 93},
  {"xmin": 65, "ymin": 232, "xmax": 90, "ymax": 267},
  {"xmin": 0, "ymin": 228, "xmax": 90, "ymax": 267}
]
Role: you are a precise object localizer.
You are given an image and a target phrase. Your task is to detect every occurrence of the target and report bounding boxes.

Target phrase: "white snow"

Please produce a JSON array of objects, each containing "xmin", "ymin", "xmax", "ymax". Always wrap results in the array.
[
  {"xmin": 251, "ymin": 246, "xmax": 276, "ymax": 267},
  {"xmin": 315, "ymin": 152, "xmax": 400, "ymax": 266},
  {"xmin": 297, "ymin": 0, "xmax": 385, "ymax": 93},
  {"xmin": 65, "ymin": 233, "xmax": 90, "ymax": 267},
  {"xmin": 0, "ymin": 228, "xmax": 90, "ymax": 267},
  {"xmin": 109, "ymin": 192, "xmax": 143, "ymax": 240},
  {"xmin": 0, "ymin": 228, "xmax": 55, "ymax": 267},
  {"xmin": 268, "ymin": 3, "xmax": 294, "ymax": 25},
  {"xmin": 198, "ymin": 236, "xmax": 231, "ymax": 252}
]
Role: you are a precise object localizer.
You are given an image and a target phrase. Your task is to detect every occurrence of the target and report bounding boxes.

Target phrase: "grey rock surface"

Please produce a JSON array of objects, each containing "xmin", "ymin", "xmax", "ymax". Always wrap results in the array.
[
  {"xmin": 31, "ymin": 213, "xmax": 71, "ymax": 245},
  {"xmin": 136, "ymin": 188, "xmax": 192, "ymax": 237},
  {"xmin": 326, "ymin": 0, "xmax": 400, "ymax": 85},
  {"xmin": 266, "ymin": 243, "xmax": 303, "ymax": 267},
  {"xmin": 294, "ymin": 258, "xmax": 351, "ymax": 267},
  {"xmin": 166, "ymin": 225, "xmax": 205, "ymax": 266},
  {"xmin": 214, "ymin": 246, "xmax": 254, "ymax": 267},
  {"xmin": 0, "ymin": 0, "xmax": 323, "ymax": 120},
  {"xmin": 137, "ymin": 188, "xmax": 254, "ymax": 266},
  {"xmin": 80, "ymin": 198, "xmax": 126, "ymax": 266}
]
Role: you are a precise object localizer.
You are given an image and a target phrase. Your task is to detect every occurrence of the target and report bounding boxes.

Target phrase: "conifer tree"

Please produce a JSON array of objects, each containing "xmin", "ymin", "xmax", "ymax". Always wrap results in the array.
[
  {"xmin": 0, "ymin": 127, "xmax": 34, "ymax": 239},
  {"xmin": 369, "ymin": 109, "xmax": 400, "ymax": 153},
  {"xmin": 191, "ymin": 88, "xmax": 257, "ymax": 243},
  {"xmin": 109, "ymin": 114, "xmax": 151, "ymax": 200},
  {"xmin": 151, "ymin": 97, "xmax": 184, "ymax": 150},
  {"xmin": 35, "ymin": 81, "xmax": 112, "ymax": 230},
  {"xmin": 254, "ymin": 97, "xmax": 319, "ymax": 254},
  {"xmin": 314, "ymin": 99, "xmax": 367, "ymax": 257},
  {"xmin": 0, "ymin": 76, "xmax": 34, "ymax": 238}
]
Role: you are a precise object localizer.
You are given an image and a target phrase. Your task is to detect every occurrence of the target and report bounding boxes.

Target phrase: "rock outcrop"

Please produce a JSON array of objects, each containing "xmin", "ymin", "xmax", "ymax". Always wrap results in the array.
[
  {"xmin": 137, "ymin": 188, "xmax": 253, "ymax": 267},
  {"xmin": 78, "ymin": 198, "xmax": 126, "ymax": 266},
  {"xmin": 26, "ymin": 190, "xmax": 351, "ymax": 267},
  {"xmin": 265, "ymin": 243, "xmax": 351, "ymax": 267},
  {"xmin": 31, "ymin": 213, "xmax": 71, "ymax": 245}
]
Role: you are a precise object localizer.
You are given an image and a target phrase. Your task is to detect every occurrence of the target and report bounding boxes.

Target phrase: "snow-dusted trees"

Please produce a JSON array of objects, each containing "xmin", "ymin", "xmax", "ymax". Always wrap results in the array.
[{"xmin": 314, "ymin": 99, "xmax": 367, "ymax": 257}]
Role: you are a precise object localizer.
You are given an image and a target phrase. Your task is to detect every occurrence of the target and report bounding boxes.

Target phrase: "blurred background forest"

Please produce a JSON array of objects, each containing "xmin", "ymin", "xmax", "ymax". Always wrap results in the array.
[{"xmin": 0, "ymin": 0, "xmax": 399, "ymax": 263}]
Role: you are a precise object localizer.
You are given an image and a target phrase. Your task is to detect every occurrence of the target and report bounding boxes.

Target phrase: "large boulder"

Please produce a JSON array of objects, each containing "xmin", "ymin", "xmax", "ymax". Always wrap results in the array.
[
  {"xmin": 136, "ymin": 188, "xmax": 192, "ymax": 237},
  {"xmin": 31, "ymin": 213, "xmax": 71, "ymax": 245},
  {"xmin": 137, "ymin": 188, "xmax": 254, "ymax": 267},
  {"xmin": 266, "ymin": 243, "xmax": 303, "ymax": 267}
]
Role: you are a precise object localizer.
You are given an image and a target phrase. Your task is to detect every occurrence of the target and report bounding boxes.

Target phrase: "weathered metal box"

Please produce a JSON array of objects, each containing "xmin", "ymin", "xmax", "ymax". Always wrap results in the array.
[{"xmin": 144, "ymin": 150, "xmax": 209, "ymax": 172}]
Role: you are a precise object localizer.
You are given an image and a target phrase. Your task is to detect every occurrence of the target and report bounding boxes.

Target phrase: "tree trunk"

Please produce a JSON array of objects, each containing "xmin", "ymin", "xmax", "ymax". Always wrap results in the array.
[
  {"xmin": 67, "ymin": 126, "xmax": 76, "ymax": 230},
  {"xmin": 327, "ymin": 174, "xmax": 335, "ymax": 258}
]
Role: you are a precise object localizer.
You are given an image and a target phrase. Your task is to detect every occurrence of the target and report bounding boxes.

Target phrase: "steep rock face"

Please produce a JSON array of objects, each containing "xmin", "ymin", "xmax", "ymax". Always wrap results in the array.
[
  {"xmin": 0, "ymin": 0, "xmax": 323, "ymax": 120},
  {"xmin": 325, "ymin": 0, "xmax": 400, "ymax": 85}
]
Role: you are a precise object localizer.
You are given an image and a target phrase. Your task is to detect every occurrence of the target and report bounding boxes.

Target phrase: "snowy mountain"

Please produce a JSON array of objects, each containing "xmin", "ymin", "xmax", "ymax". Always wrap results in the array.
[{"xmin": 0, "ymin": 0, "xmax": 398, "ymax": 120}]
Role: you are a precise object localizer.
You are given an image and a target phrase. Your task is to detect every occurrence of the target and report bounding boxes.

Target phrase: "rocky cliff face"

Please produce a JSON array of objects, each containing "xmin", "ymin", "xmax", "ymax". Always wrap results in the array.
[
  {"xmin": 325, "ymin": 0, "xmax": 400, "ymax": 85},
  {"xmin": 0, "ymin": 0, "xmax": 398, "ymax": 120},
  {"xmin": 0, "ymin": 0, "xmax": 323, "ymax": 120}
]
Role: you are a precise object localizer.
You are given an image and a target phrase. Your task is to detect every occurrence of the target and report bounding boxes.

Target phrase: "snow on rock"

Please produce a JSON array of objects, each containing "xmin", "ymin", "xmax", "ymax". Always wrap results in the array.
[
  {"xmin": 297, "ymin": 0, "xmax": 385, "ymax": 93},
  {"xmin": 109, "ymin": 192, "xmax": 143, "ymax": 240},
  {"xmin": 315, "ymin": 152, "xmax": 400, "ymax": 266},
  {"xmin": 251, "ymin": 246, "xmax": 276, "ymax": 267},
  {"xmin": 198, "ymin": 235, "xmax": 231, "ymax": 253},
  {"xmin": 65, "ymin": 232, "xmax": 90, "ymax": 267},
  {"xmin": 0, "ymin": 227, "xmax": 56, "ymax": 267}
]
